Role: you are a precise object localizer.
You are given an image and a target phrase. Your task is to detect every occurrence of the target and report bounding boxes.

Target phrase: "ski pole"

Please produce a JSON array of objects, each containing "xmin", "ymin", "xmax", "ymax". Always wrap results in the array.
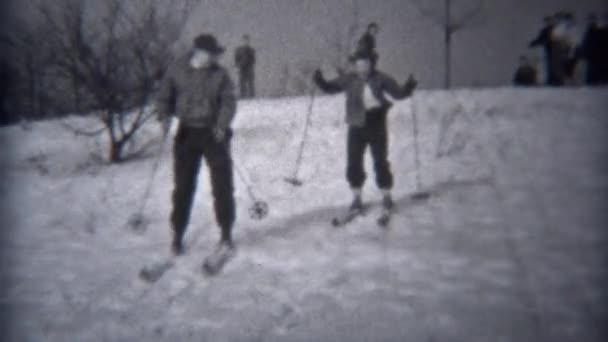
[
  {"xmin": 285, "ymin": 85, "xmax": 316, "ymax": 186},
  {"xmin": 410, "ymin": 97, "xmax": 431, "ymax": 201},
  {"xmin": 128, "ymin": 119, "xmax": 172, "ymax": 232},
  {"xmin": 233, "ymin": 159, "xmax": 269, "ymax": 220}
]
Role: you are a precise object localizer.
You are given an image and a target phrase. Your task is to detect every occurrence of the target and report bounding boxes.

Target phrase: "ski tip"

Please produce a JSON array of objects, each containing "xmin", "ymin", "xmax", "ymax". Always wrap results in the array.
[
  {"xmin": 377, "ymin": 218, "xmax": 389, "ymax": 228},
  {"xmin": 376, "ymin": 210, "xmax": 392, "ymax": 228},
  {"xmin": 284, "ymin": 178, "xmax": 303, "ymax": 186},
  {"xmin": 411, "ymin": 191, "xmax": 431, "ymax": 201},
  {"xmin": 138, "ymin": 268, "xmax": 157, "ymax": 283},
  {"xmin": 202, "ymin": 263, "xmax": 217, "ymax": 276},
  {"xmin": 138, "ymin": 261, "xmax": 174, "ymax": 283},
  {"xmin": 202, "ymin": 261, "xmax": 226, "ymax": 277}
]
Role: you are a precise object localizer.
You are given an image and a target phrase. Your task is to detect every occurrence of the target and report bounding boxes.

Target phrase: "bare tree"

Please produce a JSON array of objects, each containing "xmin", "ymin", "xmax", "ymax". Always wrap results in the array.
[
  {"xmin": 413, "ymin": 0, "xmax": 485, "ymax": 89},
  {"xmin": 1, "ymin": 19, "xmax": 53, "ymax": 119},
  {"xmin": 13, "ymin": 0, "xmax": 197, "ymax": 162}
]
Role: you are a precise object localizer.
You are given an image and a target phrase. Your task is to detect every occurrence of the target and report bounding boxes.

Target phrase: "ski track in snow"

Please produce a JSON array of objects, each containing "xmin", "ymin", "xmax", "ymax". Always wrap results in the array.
[{"xmin": 1, "ymin": 88, "xmax": 607, "ymax": 341}]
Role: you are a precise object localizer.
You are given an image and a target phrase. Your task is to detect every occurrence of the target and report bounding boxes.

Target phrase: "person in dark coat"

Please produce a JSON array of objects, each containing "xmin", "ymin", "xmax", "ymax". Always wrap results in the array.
[
  {"xmin": 596, "ymin": 12, "xmax": 608, "ymax": 84},
  {"xmin": 356, "ymin": 23, "xmax": 379, "ymax": 67},
  {"xmin": 313, "ymin": 51, "xmax": 417, "ymax": 214},
  {"xmin": 551, "ymin": 12, "xmax": 578, "ymax": 86},
  {"xmin": 529, "ymin": 15, "xmax": 557, "ymax": 85},
  {"xmin": 157, "ymin": 33, "xmax": 237, "ymax": 264},
  {"xmin": 0, "ymin": 59, "xmax": 11, "ymax": 125},
  {"xmin": 513, "ymin": 56, "xmax": 538, "ymax": 86},
  {"xmin": 234, "ymin": 34, "xmax": 256, "ymax": 98},
  {"xmin": 580, "ymin": 14, "xmax": 603, "ymax": 85}
]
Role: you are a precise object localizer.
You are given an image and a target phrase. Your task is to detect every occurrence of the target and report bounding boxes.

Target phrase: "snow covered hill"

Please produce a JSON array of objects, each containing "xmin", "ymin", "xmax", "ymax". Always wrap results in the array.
[{"xmin": 1, "ymin": 87, "xmax": 607, "ymax": 341}]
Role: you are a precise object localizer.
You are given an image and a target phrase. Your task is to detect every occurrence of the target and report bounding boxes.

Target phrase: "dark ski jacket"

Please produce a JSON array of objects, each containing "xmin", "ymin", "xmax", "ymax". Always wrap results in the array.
[
  {"xmin": 314, "ymin": 70, "xmax": 414, "ymax": 127},
  {"xmin": 234, "ymin": 45, "xmax": 256, "ymax": 71},
  {"xmin": 356, "ymin": 32, "xmax": 376, "ymax": 56},
  {"xmin": 600, "ymin": 28, "xmax": 608, "ymax": 65},
  {"xmin": 581, "ymin": 24, "xmax": 602, "ymax": 63},
  {"xmin": 157, "ymin": 56, "xmax": 236, "ymax": 129}
]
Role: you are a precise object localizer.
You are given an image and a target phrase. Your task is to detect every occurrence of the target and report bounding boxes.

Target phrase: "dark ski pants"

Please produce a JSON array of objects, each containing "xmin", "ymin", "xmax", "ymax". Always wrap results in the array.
[
  {"xmin": 346, "ymin": 107, "xmax": 393, "ymax": 190},
  {"xmin": 239, "ymin": 68, "xmax": 255, "ymax": 98},
  {"xmin": 170, "ymin": 125, "xmax": 235, "ymax": 242}
]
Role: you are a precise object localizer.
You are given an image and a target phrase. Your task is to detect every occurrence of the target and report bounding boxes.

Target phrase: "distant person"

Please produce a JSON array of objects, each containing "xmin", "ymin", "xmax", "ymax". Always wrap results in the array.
[
  {"xmin": 234, "ymin": 34, "xmax": 256, "ymax": 98},
  {"xmin": 312, "ymin": 51, "xmax": 417, "ymax": 222},
  {"xmin": 580, "ymin": 14, "xmax": 603, "ymax": 85},
  {"xmin": 356, "ymin": 22, "xmax": 379, "ymax": 67},
  {"xmin": 597, "ymin": 12, "xmax": 608, "ymax": 84},
  {"xmin": 0, "ymin": 60, "xmax": 10, "ymax": 125},
  {"xmin": 529, "ymin": 15, "xmax": 557, "ymax": 85},
  {"xmin": 513, "ymin": 56, "xmax": 538, "ymax": 86},
  {"xmin": 550, "ymin": 12, "xmax": 577, "ymax": 85},
  {"xmin": 157, "ymin": 33, "xmax": 238, "ymax": 274}
]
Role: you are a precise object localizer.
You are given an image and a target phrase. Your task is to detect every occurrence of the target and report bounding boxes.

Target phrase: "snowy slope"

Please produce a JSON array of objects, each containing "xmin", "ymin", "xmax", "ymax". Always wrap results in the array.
[{"xmin": 1, "ymin": 87, "xmax": 607, "ymax": 341}]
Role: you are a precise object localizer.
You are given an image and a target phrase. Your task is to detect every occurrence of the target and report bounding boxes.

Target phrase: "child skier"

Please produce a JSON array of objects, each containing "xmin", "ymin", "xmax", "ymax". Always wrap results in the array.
[{"xmin": 313, "ymin": 50, "xmax": 417, "ymax": 224}]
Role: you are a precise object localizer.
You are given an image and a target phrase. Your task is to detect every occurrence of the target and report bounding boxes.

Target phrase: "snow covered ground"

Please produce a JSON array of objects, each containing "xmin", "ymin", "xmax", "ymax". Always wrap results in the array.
[{"xmin": 1, "ymin": 87, "xmax": 607, "ymax": 341}]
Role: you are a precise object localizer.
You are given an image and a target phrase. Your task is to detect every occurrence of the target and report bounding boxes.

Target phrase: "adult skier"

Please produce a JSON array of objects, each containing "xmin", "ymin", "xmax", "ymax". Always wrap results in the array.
[{"xmin": 157, "ymin": 33, "xmax": 237, "ymax": 274}]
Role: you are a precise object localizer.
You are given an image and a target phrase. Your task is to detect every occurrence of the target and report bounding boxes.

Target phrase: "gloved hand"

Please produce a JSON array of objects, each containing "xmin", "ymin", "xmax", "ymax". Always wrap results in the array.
[
  {"xmin": 403, "ymin": 74, "xmax": 418, "ymax": 95},
  {"xmin": 213, "ymin": 127, "xmax": 226, "ymax": 142}
]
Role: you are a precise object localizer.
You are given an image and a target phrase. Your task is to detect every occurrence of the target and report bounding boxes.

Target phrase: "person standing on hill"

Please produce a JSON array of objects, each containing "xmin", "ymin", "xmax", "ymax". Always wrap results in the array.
[
  {"xmin": 550, "ymin": 12, "xmax": 578, "ymax": 85},
  {"xmin": 580, "ymin": 13, "xmax": 603, "ymax": 85},
  {"xmin": 529, "ymin": 15, "xmax": 557, "ymax": 85},
  {"xmin": 234, "ymin": 34, "xmax": 256, "ymax": 98},
  {"xmin": 356, "ymin": 22, "xmax": 380, "ymax": 68},
  {"xmin": 595, "ymin": 12, "xmax": 608, "ymax": 84},
  {"xmin": 157, "ymin": 33, "xmax": 238, "ymax": 274},
  {"xmin": 313, "ymin": 51, "xmax": 417, "ymax": 222}
]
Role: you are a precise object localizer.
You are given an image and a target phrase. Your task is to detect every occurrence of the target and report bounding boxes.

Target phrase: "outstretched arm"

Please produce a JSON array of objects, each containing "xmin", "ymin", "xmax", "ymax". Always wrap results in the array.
[
  {"xmin": 382, "ymin": 73, "xmax": 417, "ymax": 100},
  {"xmin": 313, "ymin": 69, "xmax": 347, "ymax": 94}
]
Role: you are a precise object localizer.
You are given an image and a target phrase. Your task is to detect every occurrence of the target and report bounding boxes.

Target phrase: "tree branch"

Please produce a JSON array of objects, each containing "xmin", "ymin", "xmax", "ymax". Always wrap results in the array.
[{"xmin": 60, "ymin": 118, "xmax": 106, "ymax": 137}]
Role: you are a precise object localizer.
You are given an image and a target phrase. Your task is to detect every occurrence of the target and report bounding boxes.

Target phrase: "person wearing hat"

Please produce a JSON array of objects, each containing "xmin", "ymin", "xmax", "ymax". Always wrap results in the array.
[
  {"xmin": 356, "ymin": 22, "xmax": 380, "ymax": 67},
  {"xmin": 157, "ymin": 33, "xmax": 237, "ymax": 272},
  {"xmin": 312, "ymin": 50, "xmax": 417, "ymax": 216}
]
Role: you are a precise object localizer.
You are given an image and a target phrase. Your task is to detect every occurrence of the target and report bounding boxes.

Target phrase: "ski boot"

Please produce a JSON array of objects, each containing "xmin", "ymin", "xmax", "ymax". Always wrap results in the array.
[{"xmin": 203, "ymin": 240, "xmax": 236, "ymax": 275}]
